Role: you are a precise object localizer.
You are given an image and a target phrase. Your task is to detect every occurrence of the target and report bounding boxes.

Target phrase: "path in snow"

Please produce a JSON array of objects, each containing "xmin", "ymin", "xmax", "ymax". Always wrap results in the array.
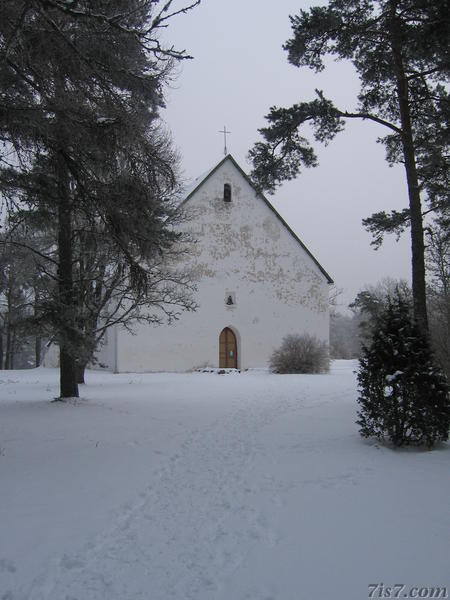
[{"xmin": 25, "ymin": 377, "xmax": 335, "ymax": 600}]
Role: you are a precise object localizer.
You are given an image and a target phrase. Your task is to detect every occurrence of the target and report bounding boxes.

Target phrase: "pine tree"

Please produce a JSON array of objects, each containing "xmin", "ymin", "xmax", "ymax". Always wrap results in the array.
[
  {"xmin": 248, "ymin": 0, "xmax": 449, "ymax": 336},
  {"xmin": 0, "ymin": 0, "xmax": 199, "ymax": 397},
  {"xmin": 356, "ymin": 293, "xmax": 449, "ymax": 447}
]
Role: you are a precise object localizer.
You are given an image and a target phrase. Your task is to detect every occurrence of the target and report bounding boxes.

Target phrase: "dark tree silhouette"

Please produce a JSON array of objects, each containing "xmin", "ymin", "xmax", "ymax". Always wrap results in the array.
[{"xmin": 0, "ymin": 0, "xmax": 199, "ymax": 397}]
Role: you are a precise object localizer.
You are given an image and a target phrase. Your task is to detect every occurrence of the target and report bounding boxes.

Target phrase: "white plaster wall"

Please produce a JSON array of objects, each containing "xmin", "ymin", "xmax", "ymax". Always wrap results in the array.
[
  {"xmin": 115, "ymin": 157, "xmax": 330, "ymax": 372},
  {"xmin": 42, "ymin": 342, "xmax": 59, "ymax": 368},
  {"xmin": 94, "ymin": 328, "xmax": 116, "ymax": 371}
]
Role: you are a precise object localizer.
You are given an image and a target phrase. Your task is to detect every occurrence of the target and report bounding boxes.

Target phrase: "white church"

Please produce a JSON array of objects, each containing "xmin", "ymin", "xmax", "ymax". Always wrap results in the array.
[{"xmin": 92, "ymin": 154, "xmax": 333, "ymax": 373}]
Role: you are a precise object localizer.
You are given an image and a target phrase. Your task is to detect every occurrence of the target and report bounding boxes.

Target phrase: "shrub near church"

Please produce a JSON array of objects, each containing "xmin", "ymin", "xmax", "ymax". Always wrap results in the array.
[{"xmin": 269, "ymin": 333, "xmax": 330, "ymax": 374}]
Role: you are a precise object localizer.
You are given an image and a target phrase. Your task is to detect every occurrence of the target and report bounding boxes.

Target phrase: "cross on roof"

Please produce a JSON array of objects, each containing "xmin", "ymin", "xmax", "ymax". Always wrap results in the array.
[{"xmin": 219, "ymin": 125, "xmax": 231, "ymax": 156}]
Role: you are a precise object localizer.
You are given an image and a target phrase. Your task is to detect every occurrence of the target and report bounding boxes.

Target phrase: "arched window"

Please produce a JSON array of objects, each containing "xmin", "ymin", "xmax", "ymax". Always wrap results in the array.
[{"xmin": 224, "ymin": 183, "xmax": 231, "ymax": 202}]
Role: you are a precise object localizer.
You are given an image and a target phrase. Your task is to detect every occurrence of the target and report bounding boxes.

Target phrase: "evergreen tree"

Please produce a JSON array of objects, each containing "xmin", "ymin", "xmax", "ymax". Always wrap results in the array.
[
  {"xmin": 0, "ymin": 0, "xmax": 199, "ymax": 397},
  {"xmin": 350, "ymin": 278, "xmax": 411, "ymax": 347},
  {"xmin": 248, "ymin": 0, "xmax": 449, "ymax": 336},
  {"xmin": 356, "ymin": 293, "xmax": 449, "ymax": 447}
]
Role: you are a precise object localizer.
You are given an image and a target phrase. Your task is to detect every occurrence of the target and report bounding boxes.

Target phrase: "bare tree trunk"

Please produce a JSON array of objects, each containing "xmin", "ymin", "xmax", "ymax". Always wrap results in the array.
[
  {"xmin": 389, "ymin": 2, "xmax": 428, "ymax": 335},
  {"xmin": 10, "ymin": 329, "xmax": 16, "ymax": 369},
  {"xmin": 5, "ymin": 328, "xmax": 17, "ymax": 369},
  {"xmin": 34, "ymin": 289, "xmax": 41, "ymax": 367},
  {"xmin": 57, "ymin": 147, "xmax": 79, "ymax": 398},
  {"xmin": 0, "ymin": 329, "xmax": 3, "ymax": 369},
  {"xmin": 5, "ymin": 322, "xmax": 13, "ymax": 369},
  {"xmin": 35, "ymin": 336, "xmax": 41, "ymax": 368},
  {"xmin": 75, "ymin": 362, "xmax": 86, "ymax": 384},
  {"xmin": 5, "ymin": 278, "xmax": 14, "ymax": 369}
]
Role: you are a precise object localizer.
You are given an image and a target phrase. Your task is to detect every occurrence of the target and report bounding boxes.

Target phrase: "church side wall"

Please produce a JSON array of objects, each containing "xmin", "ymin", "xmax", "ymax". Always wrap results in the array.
[{"xmin": 116, "ymin": 160, "xmax": 330, "ymax": 372}]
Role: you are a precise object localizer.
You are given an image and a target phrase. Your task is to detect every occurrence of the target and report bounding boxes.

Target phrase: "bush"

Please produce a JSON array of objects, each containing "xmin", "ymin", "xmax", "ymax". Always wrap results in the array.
[
  {"xmin": 356, "ymin": 294, "xmax": 450, "ymax": 448},
  {"xmin": 269, "ymin": 333, "xmax": 330, "ymax": 374}
]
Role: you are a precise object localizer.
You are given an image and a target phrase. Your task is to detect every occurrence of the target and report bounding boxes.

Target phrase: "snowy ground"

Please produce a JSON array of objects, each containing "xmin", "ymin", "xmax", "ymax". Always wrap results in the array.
[{"xmin": 0, "ymin": 361, "xmax": 448, "ymax": 600}]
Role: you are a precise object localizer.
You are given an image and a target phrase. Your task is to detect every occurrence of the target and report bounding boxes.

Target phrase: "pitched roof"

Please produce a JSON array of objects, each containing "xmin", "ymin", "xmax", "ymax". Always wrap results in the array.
[{"xmin": 180, "ymin": 154, "xmax": 334, "ymax": 284}]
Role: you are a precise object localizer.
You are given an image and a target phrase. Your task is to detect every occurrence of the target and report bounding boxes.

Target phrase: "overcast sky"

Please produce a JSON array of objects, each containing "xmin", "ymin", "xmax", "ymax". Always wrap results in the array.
[{"xmin": 161, "ymin": 0, "xmax": 412, "ymax": 310}]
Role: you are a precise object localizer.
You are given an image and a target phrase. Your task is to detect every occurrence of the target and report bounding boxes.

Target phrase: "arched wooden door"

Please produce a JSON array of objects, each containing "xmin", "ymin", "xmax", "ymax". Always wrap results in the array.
[{"xmin": 219, "ymin": 327, "xmax": 237, "ymax": 369}]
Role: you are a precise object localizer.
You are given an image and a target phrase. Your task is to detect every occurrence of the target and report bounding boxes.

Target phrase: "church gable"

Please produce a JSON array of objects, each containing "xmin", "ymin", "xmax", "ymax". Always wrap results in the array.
[
  {"xmin": 177, "ymin": 155, "xmax": 332, "ymax": 316},
  {"xmin": 180, "ymin": 154, "xmax": 333, "ymax": 287}
]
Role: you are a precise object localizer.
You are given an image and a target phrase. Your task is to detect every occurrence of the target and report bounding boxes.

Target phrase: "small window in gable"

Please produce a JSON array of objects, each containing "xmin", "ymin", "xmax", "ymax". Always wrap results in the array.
[
  {"xmin": 225, "ymin": 292, "xmax": 236, "ymax": 306},
  {"xmin": 224, "ymin": 183, "xmax": 232, "ymax": 202}
]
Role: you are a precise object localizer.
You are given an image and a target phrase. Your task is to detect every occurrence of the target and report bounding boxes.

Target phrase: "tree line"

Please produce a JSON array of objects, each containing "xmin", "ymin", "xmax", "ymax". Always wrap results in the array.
[{"xmin": 331, "ymin": 227, "xmax": 449, "ymax": 382}]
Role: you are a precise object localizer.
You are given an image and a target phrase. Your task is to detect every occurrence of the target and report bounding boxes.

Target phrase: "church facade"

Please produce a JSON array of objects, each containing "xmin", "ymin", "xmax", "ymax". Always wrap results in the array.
[{"xmin": 98, "ymin": 154, "xmax": 333, "ymax": 372}]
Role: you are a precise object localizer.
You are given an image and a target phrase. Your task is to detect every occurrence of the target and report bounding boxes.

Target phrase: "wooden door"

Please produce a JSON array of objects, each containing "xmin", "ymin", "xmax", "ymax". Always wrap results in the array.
[{"xmin": 219, "ymin": 327, "xmax": 237, "ymax": 369}]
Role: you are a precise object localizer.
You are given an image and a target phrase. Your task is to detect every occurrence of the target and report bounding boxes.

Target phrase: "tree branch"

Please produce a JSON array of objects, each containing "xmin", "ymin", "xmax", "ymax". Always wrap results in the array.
[
  {"xmin": 340, "ymin": 110, "xmax": 403, "ymax": 134},
  {"xmin": 0, "ymin": 239, "xmax": 58, "ymax": 265}
]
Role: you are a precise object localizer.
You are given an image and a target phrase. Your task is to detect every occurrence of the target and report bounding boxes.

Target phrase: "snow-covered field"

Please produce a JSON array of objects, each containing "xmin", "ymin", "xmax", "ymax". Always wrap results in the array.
[{"xmin": 0, "ymin": 361, "xmax": 448, "ymax": 600}]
